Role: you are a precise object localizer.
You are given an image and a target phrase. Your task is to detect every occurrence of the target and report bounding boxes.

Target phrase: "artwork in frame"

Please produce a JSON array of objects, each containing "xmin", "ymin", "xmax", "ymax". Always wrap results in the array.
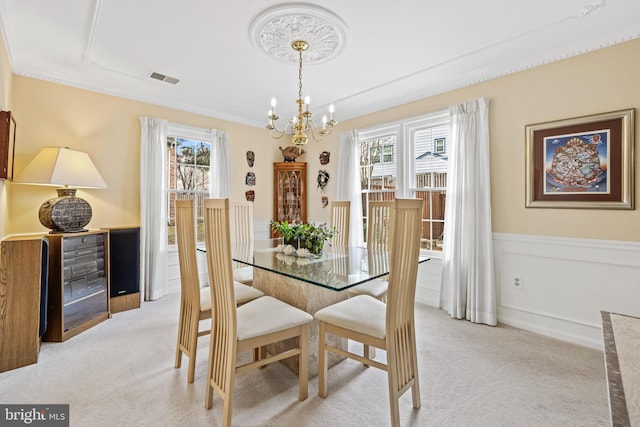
[{"xmin": 525, "ymin": 109, "xmax": 634, "ymax": 209}]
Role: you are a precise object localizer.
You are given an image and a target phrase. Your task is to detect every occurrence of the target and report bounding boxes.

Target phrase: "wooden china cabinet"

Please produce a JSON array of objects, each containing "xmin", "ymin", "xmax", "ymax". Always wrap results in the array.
[{"xmin": 273, "ymin": 162, "xmax": 307, "ymax": 233}]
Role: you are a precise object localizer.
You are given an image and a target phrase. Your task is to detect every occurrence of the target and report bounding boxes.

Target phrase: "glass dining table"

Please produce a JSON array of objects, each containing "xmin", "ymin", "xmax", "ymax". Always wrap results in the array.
[
  {"xmin": 234, "ymin": 238, "xmax": 402, "ymax": 291},
  {"xmin": 201, "ymin": 239, "xmax": 429, "ymax": 378}
]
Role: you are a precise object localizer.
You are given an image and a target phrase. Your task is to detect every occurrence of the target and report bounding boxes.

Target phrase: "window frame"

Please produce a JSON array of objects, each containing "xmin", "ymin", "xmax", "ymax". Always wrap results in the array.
[
  {"xmin": 165, "ymin": 123, "xmax": 213, "ymax": 248},
  {"xmin": 359, "ymin": 110, "xmax": 449, "ymax": 257}
]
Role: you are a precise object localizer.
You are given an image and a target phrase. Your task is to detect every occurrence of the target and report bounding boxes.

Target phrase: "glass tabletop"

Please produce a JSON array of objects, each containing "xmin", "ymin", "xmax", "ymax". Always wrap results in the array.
[{"xmin": 229, "ymin": 239, "xmax": 429, "ymax": 292}]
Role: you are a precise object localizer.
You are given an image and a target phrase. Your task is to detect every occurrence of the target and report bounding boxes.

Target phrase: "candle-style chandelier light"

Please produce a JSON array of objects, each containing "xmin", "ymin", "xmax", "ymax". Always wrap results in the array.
[{"xmin": 266, "ymin": 40, "xmax": 337, "ymax": 146}]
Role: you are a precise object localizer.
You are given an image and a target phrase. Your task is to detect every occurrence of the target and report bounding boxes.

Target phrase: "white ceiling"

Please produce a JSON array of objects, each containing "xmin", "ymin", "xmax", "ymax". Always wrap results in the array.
[{"xmin": 0, "ymin": 0, "xmax": 639, "ymax": 129}]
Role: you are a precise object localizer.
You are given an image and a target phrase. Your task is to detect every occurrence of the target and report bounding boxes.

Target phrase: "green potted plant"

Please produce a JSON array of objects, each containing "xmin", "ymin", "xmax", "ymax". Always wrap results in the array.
[
  {"xmin": 270, "ymin": 220, "xmax": 298, "ymax": 247},
  {"xmin": 270, "ymin": 220, "xmax": 337, "ymax": 256}
]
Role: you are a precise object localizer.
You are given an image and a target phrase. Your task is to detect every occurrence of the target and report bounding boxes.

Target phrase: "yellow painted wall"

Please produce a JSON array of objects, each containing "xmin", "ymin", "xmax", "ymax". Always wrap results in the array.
[
  {"xmin": 4, "ymin": 38, "xmax": 640, "ymax": 242},
  {"xmin": 8, "ymin": 76, "xmax": 280, "ymax": 235},
  {"xmin": 0, "ymin": 29, "xmax": 12, "ymax": 239},
  {"xmin": 340, "ymin": 38, "xmax": 640, "ymax": 242}
]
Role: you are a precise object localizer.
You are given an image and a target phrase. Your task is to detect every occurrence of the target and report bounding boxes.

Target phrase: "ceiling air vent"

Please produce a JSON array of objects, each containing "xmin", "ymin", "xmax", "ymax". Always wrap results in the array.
[{"xmin": 150, "ymin": 72, "xmax": 179, "ymax": 85}]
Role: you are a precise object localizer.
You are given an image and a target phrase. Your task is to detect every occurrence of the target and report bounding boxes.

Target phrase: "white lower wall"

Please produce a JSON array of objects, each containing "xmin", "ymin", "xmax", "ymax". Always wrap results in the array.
[{"xmin": 493, "ymin": 233, "xmax": 640, "ymax": 349}]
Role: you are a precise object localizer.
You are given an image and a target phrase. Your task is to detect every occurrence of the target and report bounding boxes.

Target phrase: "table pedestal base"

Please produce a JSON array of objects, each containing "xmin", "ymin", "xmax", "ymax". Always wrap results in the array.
[{"xmin": 253, "ymin": 268, "xmax": 348, "ymax": 379}]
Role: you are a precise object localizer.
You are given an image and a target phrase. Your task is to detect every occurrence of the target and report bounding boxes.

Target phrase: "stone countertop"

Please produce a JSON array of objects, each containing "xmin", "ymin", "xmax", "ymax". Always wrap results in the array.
[{"xmin": 601, "ymin": 311, "xmax": 640, "ymax": 427}]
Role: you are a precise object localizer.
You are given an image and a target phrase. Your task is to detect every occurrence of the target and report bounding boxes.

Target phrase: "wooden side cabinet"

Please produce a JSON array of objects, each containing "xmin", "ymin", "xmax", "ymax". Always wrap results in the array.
[
  {"xmin": 273, "ymin": 161, "xmax": 307, "ymax": 229},
  {"xmin": 44, "ymin": 230, "xmax": 110, "ymax": 342},
  {"xmin": 0, "ymin": 235, "xmax": 45, "ymax": 372}
]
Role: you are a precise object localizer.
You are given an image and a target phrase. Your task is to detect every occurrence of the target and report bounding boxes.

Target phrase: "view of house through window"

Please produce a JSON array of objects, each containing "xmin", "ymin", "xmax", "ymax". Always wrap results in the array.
[
  {"xmin": 166, "ymin": 136, "xmax": 211, "ymax": 245},
  {"xmin": 359, "ymin": 111, "xmax": 449, "ymax": 252},
  {"xmin": 360, "ymin": 131, "xmax": 397, "ymax": 242}
]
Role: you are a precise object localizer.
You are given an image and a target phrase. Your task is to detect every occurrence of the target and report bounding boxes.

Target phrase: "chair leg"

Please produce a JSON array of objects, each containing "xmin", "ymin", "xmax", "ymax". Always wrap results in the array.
[
  {"xmin": 175, "ymin": 347, "xmax": 183, "ymax": 369},
  {"xmin": 221, "ymin": 393, "xmax": 234, "ymax": 427},
  {"xmin": 318, "ymin": 321, "xmax": 328, "ymax": 398},
  {"xmin": 187, "ymin": 351, "xmax": 196, "ymax": 384},
  {"xmin": 387, "ymin": 377, "xmax": 401, "ymax": 427},
  {"xmin": 175, "ymin": 308, "xmax": 185, "ymax": 369},
  {"xmin": 298, "ymin": 325, "xmax": 309, "ymax": 401},
  {"xmin": 412, "ymin": 381, "xmax": 421, "ymax": 409}
]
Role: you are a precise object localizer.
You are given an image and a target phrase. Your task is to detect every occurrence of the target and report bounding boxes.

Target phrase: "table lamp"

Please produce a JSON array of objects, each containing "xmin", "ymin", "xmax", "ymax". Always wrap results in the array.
[{"xmin": 15, "ymin": 146, "xmax": 107, "ymax": 233}]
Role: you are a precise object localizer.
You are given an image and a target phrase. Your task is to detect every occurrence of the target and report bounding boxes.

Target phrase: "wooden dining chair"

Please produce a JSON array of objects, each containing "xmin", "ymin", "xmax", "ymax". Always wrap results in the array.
[
  {"xmin": 174, "ymin": 199, "xmax": 263, "ymax": 384},
  {"xmin": 330, "ymin": 201, "xmax": 350, "ymax": 248},
  {"xmin": 347, "ymin": 200, "xmax": 394, "ymax": 300},
  {"xmin": 203, "ymin": 198, "xmax": 313, "ymax": 426},
  {"xmin": 314, "ymin": 198, "xmax": 423, "ymax": 427},
  {"xmin": 230, "ymin": 200, "xmax": 254, "ymax": 286}
]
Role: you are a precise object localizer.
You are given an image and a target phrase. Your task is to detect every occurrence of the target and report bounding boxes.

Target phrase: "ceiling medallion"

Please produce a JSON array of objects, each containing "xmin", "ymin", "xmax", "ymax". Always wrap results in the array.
[{"xmin": 249, "ymin": 3, "xmax": 348, "ymax": 64}]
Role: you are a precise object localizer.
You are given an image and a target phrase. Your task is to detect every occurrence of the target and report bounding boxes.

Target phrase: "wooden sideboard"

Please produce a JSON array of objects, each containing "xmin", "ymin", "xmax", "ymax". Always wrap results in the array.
[{"xmin": 0, "ymin": 235, "xmax": 46, "ymax": 372}]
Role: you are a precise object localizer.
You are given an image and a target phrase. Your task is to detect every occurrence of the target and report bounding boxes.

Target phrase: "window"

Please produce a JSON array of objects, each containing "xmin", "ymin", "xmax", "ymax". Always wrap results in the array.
[
  {"xmin": 166, "ymin": 133, "xmax": 211, "ymax": 246},
  {"xmin": 359, "ymin": 126, "xmax": 398, "ymax": 242},
  {"xmin": 359, "ymin": 111, "xmax": 449, "ymax": 253}
]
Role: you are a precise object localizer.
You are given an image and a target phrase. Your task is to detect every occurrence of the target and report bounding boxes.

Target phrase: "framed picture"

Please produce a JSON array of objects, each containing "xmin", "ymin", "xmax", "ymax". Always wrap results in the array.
[
  {"xmin": 525, "ymin": 109, "xmax": 634, "ymax": 209},
  {"xmin": 0, "ymin": 110, "xmax": 16, "ymax": 180}
]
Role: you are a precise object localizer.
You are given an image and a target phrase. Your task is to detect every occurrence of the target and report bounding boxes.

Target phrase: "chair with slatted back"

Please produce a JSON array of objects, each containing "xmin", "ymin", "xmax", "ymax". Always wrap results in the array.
[
  {"xmin": 347, "ymin": 200, "xmax": 394, "ymax": 300},
  {"xmin": 174, "ymin": 199, "xmax": 263, "ymax": 384},
  {"xmin": 203, "ymin": 198, "xmax": 313, "ymax": 426},
  {"xmin": 230, "ymin": 200, "xmax": 254, "ymax": 286},
  {"xmin": 314, "ymin": 198, "xmax": 423, "ymax": 427},
  {"xmin": 330, "ymin": 201, "xmax": 350, "ymax": 248}
]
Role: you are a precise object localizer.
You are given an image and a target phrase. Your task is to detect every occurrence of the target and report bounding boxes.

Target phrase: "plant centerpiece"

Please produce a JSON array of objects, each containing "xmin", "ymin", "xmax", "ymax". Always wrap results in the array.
[{"xmin": 270, "ymin": 220, "xmax": 337, "ymax": 257}]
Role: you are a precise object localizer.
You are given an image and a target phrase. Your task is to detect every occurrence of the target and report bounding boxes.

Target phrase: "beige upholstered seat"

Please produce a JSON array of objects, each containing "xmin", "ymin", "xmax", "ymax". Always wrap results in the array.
[
  {"xmin": 230, "ymin": 200, "xmax": 254, "ymax": 286},
  {"xmin": 330, "ymin": 201, "xmax": 350, "ymax": 248},
  {"xmin": 315, "ymin": 198, "xmax": 423, "ymax": 427},
  {"xmin": 203, "ymin": 198, "xmax": 313, "ymax": 426},
  {"xmin": 348, "ymin": 200, "xmax": 394, "ymax": 300},
  {"xmin": 174, "ymin": 199, "xmax": 263, "ymax": 384}
]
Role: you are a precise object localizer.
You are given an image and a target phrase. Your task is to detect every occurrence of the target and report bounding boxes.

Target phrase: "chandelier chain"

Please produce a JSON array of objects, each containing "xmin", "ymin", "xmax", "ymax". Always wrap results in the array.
[
  {"xmin": 298, "ymin": 49, "xmax": 303, "ymax": 101},
  {"xmin": 266, "ymin": 40, "xmax": 338, "ymax": 145}
]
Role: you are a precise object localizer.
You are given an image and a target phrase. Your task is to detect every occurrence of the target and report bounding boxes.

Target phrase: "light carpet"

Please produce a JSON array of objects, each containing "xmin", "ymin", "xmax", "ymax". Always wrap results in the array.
[{"xmin": 0, "ymin": 292, "xmax": 609, "ymax": 426}]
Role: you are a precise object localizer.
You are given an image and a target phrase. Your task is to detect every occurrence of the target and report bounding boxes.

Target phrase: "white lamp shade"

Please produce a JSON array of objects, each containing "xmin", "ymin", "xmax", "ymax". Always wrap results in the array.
[{"xmin": 15, "ymin": 147, "xmax": 107, "ymax": 188}]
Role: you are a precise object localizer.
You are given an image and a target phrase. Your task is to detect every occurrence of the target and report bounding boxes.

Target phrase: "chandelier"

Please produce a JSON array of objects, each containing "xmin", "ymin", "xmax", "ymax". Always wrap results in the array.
[{"xmin": 266, "ymin": 40, "xmax": 337, "ymax": 146}]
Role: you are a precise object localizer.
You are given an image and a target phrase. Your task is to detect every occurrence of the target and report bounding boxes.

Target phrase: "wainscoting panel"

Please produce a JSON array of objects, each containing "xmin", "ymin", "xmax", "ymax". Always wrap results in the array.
[
  {"xmin": 416, "ymin": 256, "xmax": 442, "ymax": 307},
  {"xmin": 494, "ymin": 233, "xmax": 640, "ymax": 349}
]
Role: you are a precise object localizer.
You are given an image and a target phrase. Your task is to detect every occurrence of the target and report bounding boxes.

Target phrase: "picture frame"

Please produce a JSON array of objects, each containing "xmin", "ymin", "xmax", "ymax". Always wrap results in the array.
[
  {"xmin": 0, "ymin": 110, "xmax": 16, "ymax": 180},
  {"xmin": 525, "ymin": 109, "xmax": 634, "ymax": 209}
]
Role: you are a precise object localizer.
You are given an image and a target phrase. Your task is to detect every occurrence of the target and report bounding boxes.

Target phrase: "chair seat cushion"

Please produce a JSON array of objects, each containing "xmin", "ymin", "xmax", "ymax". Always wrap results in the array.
[
  {"xmin": 199, "ymin": 282, "xmax": 263, "ymax": 311},
  {"xmin": 347, "ymin": 278, "xmax": 388, "ymax": 298},
  {"xmin": 233, "ymin": 266, "xmax": 253, "ymax": 284},
  {"xmin": 314, "ymin": 295, "xmax": 386, "ymax": 339},
  {"xmin": 234, "ymin": 282, "xmax": 264, "ymax": 305},
  {"xmin": 236, "ymin": 296, "xmax": 313, "ymax": 340}
]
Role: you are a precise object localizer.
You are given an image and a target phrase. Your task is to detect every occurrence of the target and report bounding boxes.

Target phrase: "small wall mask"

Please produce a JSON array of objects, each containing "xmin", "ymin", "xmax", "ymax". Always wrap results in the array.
[
  {"xmin": 245, "ymin": 190, "xmax": 255, "ymax": 202},
  {"xmin": 319, "ymin": 151, "xmax": 330, "ymax": 165},
  {"xmin": 246, "ymin": 151, "xmax": 255, "ymax": 167},
  {"xmin": 245, "ymin": 172, "xmax": 256, "ymax": 186},
  {"xmin": 317, "ymin": 170, "xmax": 329, "ymax": 192}
]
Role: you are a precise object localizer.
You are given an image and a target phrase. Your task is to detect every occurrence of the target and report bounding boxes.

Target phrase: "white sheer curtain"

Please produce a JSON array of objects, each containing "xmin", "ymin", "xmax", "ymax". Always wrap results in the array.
[
  {"xmin": 139, "ymin": 117, "xmax": 168, "ymax": 301},
  {"xmin": 209, "ymin": 129, "xmax": 230, "ymax": 198},
  {"xmin": 439, "ymin": 97, "xmax": 496, "ymax": 326},
  {"xmin": 336, "ymin": 130, "xmax": 364, "ymax": 247}
]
